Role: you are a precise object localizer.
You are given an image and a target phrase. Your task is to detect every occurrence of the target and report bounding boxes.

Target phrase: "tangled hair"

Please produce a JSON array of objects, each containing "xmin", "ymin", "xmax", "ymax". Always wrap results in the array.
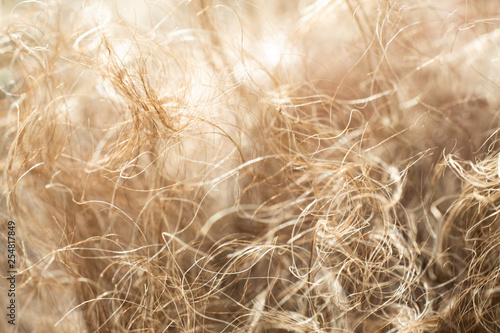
[{"xmin": 1, "ymin": 0, "xmax": 500, "ymax": 332}]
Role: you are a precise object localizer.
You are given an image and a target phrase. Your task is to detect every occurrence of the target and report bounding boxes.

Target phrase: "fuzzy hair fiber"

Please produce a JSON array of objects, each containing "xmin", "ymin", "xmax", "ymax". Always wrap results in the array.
[{"xmin": 0, "ymin": 0, "xmax": 500, "ymax": 332}]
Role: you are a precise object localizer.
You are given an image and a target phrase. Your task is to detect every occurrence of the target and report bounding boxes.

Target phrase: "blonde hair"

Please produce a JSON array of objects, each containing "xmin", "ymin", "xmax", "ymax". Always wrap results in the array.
[{"xmin": 1, "ymin": 0, "xmax": 499, "ymax": 331}]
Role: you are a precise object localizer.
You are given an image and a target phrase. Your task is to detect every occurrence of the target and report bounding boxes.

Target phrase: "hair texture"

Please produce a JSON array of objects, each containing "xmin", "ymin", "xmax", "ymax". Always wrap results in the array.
[{"xmin": 1, "ymin": 0, "xmax": 500, "ymax": 332}]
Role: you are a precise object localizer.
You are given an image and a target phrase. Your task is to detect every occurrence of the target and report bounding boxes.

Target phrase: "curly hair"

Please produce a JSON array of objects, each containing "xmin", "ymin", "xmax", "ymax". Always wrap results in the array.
[{"xmin": 1, "ymin": 0, "xmax": 499, "ymax": 332}]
